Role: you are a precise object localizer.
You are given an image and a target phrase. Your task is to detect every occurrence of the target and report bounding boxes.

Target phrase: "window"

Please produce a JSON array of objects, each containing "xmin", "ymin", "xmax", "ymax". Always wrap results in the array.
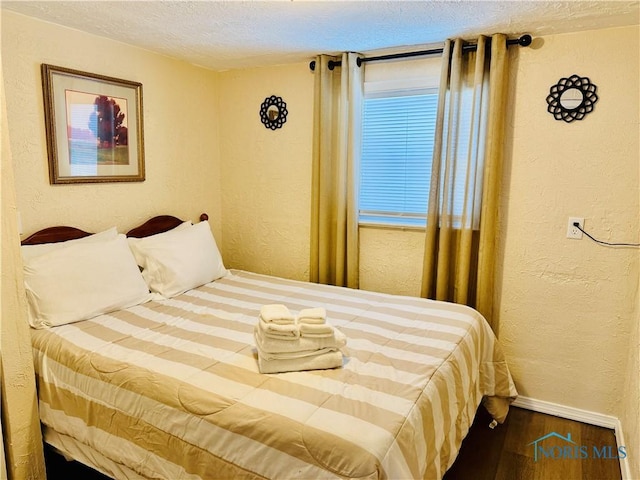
[{"xmin": 359, "ymin": 89, "xmax": 438, "ymax": 227}]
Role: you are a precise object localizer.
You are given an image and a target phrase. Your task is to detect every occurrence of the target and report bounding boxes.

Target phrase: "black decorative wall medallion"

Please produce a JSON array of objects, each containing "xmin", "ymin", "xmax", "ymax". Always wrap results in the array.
[
  {"xmin": 546, "ymin": 74, "xmax": 598, "ymax": 123},
  {"xmin": 259, "ymin": 95, "xmax": 288, "ymax": 130}
]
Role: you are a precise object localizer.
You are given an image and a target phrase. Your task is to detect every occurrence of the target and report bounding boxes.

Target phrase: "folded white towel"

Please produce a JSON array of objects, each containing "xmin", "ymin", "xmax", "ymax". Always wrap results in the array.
[
  {"xmin": 258, "ymin": 316, "xmax": 299, "ymax": 340},
  {"xmin": 256, "ymin": 343, "xmax": 338, "ymax": 361},
  {"xmin": 260, "ymin": 304, "xmax": 295, "ymax": 324},
  {"xmin": 299, "ymin": 322, "xmax": 335, "ymax": 338},
  {"xmin": 257, "ymin": 350, "xmax": 344, "ymax": 374},
  {"xmin": 297, "ymin": 307, "xmax": 327, "ymax": 324},
  {"xmin": 254, "ymin": 324, "xmax": 346, "ymax": 355}
]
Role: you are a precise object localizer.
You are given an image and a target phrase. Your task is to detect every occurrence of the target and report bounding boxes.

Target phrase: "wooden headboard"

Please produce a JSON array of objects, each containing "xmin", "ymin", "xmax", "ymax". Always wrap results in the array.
[
  {"xmin": 20, "ymin": 226, "xmax": 92, "ymax": 246},
  {"xmin": 21, "ymin": 213, "xmax": 209, "ymax": 245}
]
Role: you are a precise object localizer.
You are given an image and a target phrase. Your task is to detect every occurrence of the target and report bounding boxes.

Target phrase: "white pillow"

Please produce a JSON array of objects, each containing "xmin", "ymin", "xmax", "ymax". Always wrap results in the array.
[
  {"xmin": 126, "ymin": 220, "xmax": 192, "ymax": 269},
  {"xmin": 23, "ymin": 234, "xmax": 152, "ymax": 329},
  {"xmin": 127, "ymin": 221, "xmax": 227, "ymax": 298},
  {"xmin": 21, "ymin": 227, "xmax": 118, "ymax": 262}
]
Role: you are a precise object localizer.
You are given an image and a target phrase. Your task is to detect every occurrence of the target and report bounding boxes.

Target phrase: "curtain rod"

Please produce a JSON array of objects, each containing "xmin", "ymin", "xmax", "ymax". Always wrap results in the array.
[{"xmin": 309, "ymin": 34, "xmax": 531, "ymax": 71}]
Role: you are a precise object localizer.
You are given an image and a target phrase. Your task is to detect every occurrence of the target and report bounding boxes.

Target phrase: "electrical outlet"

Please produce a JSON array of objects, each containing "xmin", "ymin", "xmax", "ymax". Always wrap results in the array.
[{"xmin": 567, "ymin": 217, "xmax": 584, "ymax": 239}]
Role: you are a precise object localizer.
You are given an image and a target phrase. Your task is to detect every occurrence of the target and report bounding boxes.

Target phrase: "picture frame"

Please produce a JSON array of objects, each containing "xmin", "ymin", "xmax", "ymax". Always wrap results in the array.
[{"xmin": 41, "ymin": 64, "xmax": 145, "ymax": 184}]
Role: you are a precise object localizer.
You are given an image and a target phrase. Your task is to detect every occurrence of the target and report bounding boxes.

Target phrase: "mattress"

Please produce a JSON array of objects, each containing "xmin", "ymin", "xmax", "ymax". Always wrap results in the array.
[{"xmin": 32, "ymin": 269, "xmax": 517, "ymax": 479}]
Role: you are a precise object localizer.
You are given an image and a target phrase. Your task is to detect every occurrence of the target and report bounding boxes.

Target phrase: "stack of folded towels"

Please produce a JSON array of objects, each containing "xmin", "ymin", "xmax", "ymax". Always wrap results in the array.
[{"xmin": 254, "ymin": 304, "xmax": 346, "ymax": 374}]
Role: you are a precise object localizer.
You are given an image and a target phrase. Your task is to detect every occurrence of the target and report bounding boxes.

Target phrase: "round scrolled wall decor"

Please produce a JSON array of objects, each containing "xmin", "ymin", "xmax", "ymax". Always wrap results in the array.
[
  {"xmin": 259, "ymin": 95, "xmax": 288, "ymax": 130},
  {"xmin": 546, "ymin": 74, "xmax": 598, "ymax": 123}
]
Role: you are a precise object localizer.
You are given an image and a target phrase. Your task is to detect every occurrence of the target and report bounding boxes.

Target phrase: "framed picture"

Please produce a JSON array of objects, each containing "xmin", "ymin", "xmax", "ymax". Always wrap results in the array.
[{"xmin": 41, "ymin": 64, "xmax": 145, "ymax": 184}]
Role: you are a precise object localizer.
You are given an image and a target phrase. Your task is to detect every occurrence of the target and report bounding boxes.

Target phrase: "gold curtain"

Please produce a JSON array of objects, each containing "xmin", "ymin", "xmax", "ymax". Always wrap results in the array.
[
  {"xmin": 421, "ymin": 34, "xmax": 509, "ymax": 331},
  {"xmin": 310, "ymin": 53, "xmax": 362, "ymax": 288}
]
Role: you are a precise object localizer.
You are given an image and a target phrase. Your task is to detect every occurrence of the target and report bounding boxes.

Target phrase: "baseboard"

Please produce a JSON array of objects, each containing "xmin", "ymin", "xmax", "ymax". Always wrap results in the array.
[{"xmin": 511, "ymin": 396, "xmax": 632, "ymax": 480}]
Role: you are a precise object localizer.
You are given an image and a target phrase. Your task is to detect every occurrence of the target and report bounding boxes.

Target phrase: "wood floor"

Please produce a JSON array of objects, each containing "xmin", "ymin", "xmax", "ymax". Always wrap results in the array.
[
  {"xmin": 444, "ymin": 406, "xmax": 622, "ymax": 480},
  {"xmin": 45, "ymin": 406, "xmax": 623, "ymax": 480}
]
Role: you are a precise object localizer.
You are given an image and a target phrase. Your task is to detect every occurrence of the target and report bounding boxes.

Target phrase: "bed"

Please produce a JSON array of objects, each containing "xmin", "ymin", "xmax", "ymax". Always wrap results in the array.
[{"xmin": 22, "ymin": 213, "xmax": 517, "ymax": 480}]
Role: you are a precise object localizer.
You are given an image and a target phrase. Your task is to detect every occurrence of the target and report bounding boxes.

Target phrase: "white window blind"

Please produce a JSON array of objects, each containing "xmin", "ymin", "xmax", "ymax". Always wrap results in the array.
[{"xmin": 359, "ymin": 90, "xmax": 438, "ymax": 227}]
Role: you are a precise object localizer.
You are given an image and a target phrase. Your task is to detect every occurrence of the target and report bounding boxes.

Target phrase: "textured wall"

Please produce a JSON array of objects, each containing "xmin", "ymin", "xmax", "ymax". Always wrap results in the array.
[
  {"xmin": 498, "ymin": 25, "xmax": 638, "ymax": 418},
  {"xmin": 216, "ymin": 26, "xmax": 639, "ymax": 435},
  {"xmin": 621, "ymin": 297, "xmax": 639, "ymax": 476},
  {"xmin": 498, "ymin": 24, "xmax": 640, "ymax": 470},
  {"xmin": 1, "ymin": 62, "xmax": 45, "ymax": 480},
  {"xmin": 2, "ymin": 10, "xmax": 222, "ymax": 238},
  {"xmin": 215, "ymin": 61, "xmax": 432, "ymax": 295},
  {"xmin": 359, "ymin": 227, "xmax": 426, "ymax": 296},
  {"xmin": 216, "ymin": 63, "xmax": 314, "ymax": 281},
  {"xmin": 1, "ymin": 12, "xmax": 223, "ymax": 473},
  {"xmin": 2, "ymin": 8, "xmax": 638, "ymax": 469}
]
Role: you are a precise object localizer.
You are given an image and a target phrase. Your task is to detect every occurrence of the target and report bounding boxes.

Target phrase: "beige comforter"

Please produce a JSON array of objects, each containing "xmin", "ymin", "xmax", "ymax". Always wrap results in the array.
[{"xmin": 32, "ymin": 270, "xmax": 517, "ymax": 480}]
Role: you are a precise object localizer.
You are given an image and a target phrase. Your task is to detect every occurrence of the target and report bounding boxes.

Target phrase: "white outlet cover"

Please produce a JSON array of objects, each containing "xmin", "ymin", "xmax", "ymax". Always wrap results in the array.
[{"xmin": 567, "ymin": 217, "xmax": 584, "ymax": 239}]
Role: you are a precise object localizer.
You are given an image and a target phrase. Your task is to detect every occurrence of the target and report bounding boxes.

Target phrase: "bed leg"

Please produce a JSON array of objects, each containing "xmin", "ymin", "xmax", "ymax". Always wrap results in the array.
[{"xmin": 488, "ymin": 419, "xmax": 498, "ymax": 429}]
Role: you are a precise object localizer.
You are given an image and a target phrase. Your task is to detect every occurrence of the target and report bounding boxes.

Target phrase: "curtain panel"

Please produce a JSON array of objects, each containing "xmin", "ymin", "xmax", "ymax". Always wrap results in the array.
[
  {"xmin": 310, "ymin": 53, "xmax": 363, "ymax": 288},
  {"xmin": 421, "ymin": 34, "xmax": 509, "ymax": 331}
]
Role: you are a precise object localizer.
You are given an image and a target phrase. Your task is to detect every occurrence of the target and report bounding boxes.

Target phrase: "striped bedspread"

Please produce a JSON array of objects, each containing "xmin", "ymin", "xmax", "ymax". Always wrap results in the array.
[{"xmin": 31, "ymin": 270, "xmax": 517, "ymax": 480}]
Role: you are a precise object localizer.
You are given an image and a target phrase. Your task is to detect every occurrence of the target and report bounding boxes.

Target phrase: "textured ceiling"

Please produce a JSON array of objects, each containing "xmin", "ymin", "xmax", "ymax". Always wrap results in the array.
[{"xmin": 2, "ymin": 1, "xmax": 639, "ymax": 71}]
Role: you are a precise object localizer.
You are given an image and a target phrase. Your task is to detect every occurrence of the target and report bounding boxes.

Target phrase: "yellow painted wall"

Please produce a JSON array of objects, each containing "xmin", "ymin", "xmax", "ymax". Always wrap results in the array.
[
  {"xmin": 1, "ymin": 64, "xmax": 45, "ymax": 479},
  {"xmin": 1, "ymin": 10, "xmax": 222, "ymax": 238},
  {"xmin": 499, "ymin": 24, "xmax": 639, "ymax": 473},
  {"xmin": 1, "ymin": 7, "xmax": 638, "ymax": 475},
  {"xmin": 217, "ymin": 63, "xmax": 314, "ymax": 281},
  {"xmin": 1, "ymin": 10, "xmax": 223, "ymax": 475},
  {"xmin": 499, "ymin": 25, "xmax": 638, "ymax": 415},
  {"xmin": 216, "ymin": 62, "xmax": 430, "ymax": 295},
  {"xmin": 622, "ymin": 292, "xmax": 640, "ymax": 475},
  {"xmin": 217, "ymin": 26, "xmax": 639, "ymax": 462}
]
